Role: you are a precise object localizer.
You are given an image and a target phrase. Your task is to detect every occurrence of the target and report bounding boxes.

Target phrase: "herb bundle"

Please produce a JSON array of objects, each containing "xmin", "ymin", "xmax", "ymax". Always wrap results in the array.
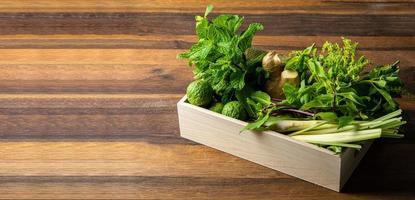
[
  {"xmin": 179, "ymin": 5, "xmax": 406, "ymax": 154},
  {"xmin": 244, "ymin": 38, "xmax": 405, "ymax": 153},
  {"xmin": 178, "ymin": 5, "xmax": 270, "ymax": 119},
  {"xmin": 282, "ymin": 38, "xmax": 403, "ymax": 121}
]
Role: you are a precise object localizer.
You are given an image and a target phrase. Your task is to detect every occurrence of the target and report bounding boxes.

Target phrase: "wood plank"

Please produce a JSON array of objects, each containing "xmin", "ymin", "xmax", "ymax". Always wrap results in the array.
[
  {"xmin": 0, "ymin": 35, "xmax": 413, "ymax": 51},
  {"xmin": 0, "ymin": 177, "xmax": 344, "ymax": 200},
  {"xmin": 0, "ymin": 94, "xmax": 185, "ymax": 143},
  {"xmin": 0, "ymin": 0, "xmax": 413, "ymax": 14},
  {"xmin": 0, "ymin": 142, "xmax": 288, "ymax": 178},
  {"xmin": 0, "ymin": 49, "xmax": 413, "ymax": 93},
  {"xmin": 0, "ymin": 49, "xmax": 412, "ymax": 66},
  {"xmin": 0, "ymin": 49, "xmax": 186, "ymax": 65},
  {"xmin": 0, "ymin": 141, "xmax": 413, "ymax": 199},
  {"xmin": 0, "ymin": 64, "xmax": 188, "ymax": 80},
  {"xmin": 0, "ymin": 13, "xmax": 412, "ymax": 36},
  {"xmin": 0, "ymin": 94, "xmax": 413, "ymax": 142},
  {"xmin": 0, "ymin": 177, "xmax": 411, "ymax": 200},
  {"xmin": 0, "ymin": 64, "xmax": 192, "ymax": 93}
]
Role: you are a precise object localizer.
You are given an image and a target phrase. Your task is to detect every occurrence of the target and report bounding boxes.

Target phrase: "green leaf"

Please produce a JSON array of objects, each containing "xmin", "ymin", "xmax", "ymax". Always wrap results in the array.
[
  {"xmin": 212, "ymin": 15, "xmax": 243, "ymax": 34},
  {"xmin": 236, "ymin": 90, "xmax": 256, "ymax": 118},
  {"xmin": 301, "ymin": 94, "xmax": 333, "ymax": 110},
  {"xmin": 230, "ymin": 70, "xmax": 246, "ymax": 90},
  {"xmin": 250, "ymin": 91, "xmax": 271, "ymax": 106},
  {"xmin": 242, "ymin": 111, "xmax": 271, "ymax": 132},
  {"xmin": 204, "ymin": 4, "xmax": 214, "ymax": 18},
  {"xmin": 374, "ymin": 80, "xmax": 387, "ymax": 88},
  {"xmin": 247, "ymin": 97, "xmax": 262, "ymax": 113},
  {"xmin": 327, "ymin": 146, "xmax": 343, "ymax": 154},
  {"xmin": 207, "ymin": 24, "xmax": 232, "ymax": 42},
  {"xmin": 372, "ymin": 84, "xmax": 396, "ymax": 110},
  {"xmin": 337, "ymin": 92, "xmax": 363, "ymax": 105},
  {"xmin": 314, "ymin": 112, "xmax": 338, "ymax": 121},
  {"xmin": 281, "ymin": 83, "xmax": 299, "ymax": 105},
  {"xmin": 338, "ymin": 116, "xmax": 354, "ymax": 128},
  {"xmin": 238, "ymin": 23, "xmax": 263, "ymax": 51}
]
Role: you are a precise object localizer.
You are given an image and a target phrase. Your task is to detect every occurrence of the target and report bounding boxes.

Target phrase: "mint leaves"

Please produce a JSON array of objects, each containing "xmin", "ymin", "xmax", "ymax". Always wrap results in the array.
[{"xmin": 178, "ymin": 5, "xmax": 268, "ymax": 119}]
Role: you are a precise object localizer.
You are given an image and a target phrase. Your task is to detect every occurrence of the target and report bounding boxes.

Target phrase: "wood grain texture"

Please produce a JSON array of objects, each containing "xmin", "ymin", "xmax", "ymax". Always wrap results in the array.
[
  {"xmin": 0, "ymin": 12, "xmax": 413, "ymax": 36},
  {"xmin": 0, "ymin": 0, "xmax": 413, "ymax": 199}
]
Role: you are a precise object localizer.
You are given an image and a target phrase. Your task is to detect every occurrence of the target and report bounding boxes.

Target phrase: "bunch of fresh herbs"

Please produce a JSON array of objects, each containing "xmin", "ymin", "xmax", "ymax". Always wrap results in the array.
[
  {"xmin": 178, "ymin": 5, "xmax": 270, "ymax": 119},
  {"xmin": 281, "ymin": 38, "xmax": 403, "ymax": 122},
  {"xmin": 178, "ymin": 5, "xmax": 406, "ymax": 154},
  {"xmin": 244, "ymin": 38, "xmax": 405, "ymax": 153}
]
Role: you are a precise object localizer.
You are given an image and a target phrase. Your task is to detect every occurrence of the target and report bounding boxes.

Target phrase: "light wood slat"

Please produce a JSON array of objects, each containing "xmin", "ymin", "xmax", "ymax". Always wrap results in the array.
[
  {"xmin": 0, "ymin": 49, "xmax": 412, "ymax": 91},
  {"xmin": 0, "ymin": 93, "xmax": 411, "ymax": 110},
  {"xmin": 0, "ymin": 93, "xmax": 182, "ymax": 108},
  {"xmin": 0, "ymin": 0, "xmax": 412, "ymax": 14},
  {"xmin": 0, "ymin": 178, "xmax": 406, "ymax": 200},
  {"xmin": 0, "ymin": 49, "xmax": 413, "ymax": 65},
  {"xmin": 0, "ymin": 35, "xmax": 413, "ymax": 50},
  {"xmin": 0, "ymin": 96, "xmax": 412, "ymax": 143},
  {"xmin": 0, "ymin": 142, "xmax": 288, "ymax": 178},
  {"xmin": 0, "ymin": 49, "xmax": 412, "ymax": 93},
  {"xmin": 0, "ymin": 49, "xmax": 185, "ymax": 65},
  {"xmin": 0, "ymin": 65, "xmax": 189, "ymax": 81},
  {"xmin": 0, "ymin": 178, "xmax": 341, "ymax": 200},
  {"xmin": 0, "ymin": 141, "xmax": 413, "ymax": 199}
]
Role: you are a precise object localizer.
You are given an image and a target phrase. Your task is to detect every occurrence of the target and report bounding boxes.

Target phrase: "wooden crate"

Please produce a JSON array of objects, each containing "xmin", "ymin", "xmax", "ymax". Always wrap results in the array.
[{"xmin": 177, "ymin": 96, "xmax": 372, "ymax": 192}]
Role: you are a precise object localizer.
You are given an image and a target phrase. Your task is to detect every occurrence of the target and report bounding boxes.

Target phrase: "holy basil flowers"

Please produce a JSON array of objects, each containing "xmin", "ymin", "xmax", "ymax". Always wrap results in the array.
[{"xmin": 282, "ymin": 38, "xmax": 404, "ymax": 121}]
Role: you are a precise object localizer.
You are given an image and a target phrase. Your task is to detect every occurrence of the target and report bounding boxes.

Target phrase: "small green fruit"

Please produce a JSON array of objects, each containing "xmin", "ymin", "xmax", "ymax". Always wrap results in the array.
[
  {"xmin": 186, "ymin": 80, "xmax": 213, "ymax": 107},
  {"xmin": 209, "ymin": 102, "xmax": 224, "ymax": 113},
  {"xmin": 222, "ymin": 101, "xmax": 247, "ymax": 120}
]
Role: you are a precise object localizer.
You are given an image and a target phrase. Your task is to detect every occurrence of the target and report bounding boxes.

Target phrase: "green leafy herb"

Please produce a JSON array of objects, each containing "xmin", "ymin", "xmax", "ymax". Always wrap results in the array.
[
  {"xmin": 281, "ymin": 38, "xmax": 403, "ymax": 122},
  {"xmin": 244, "ymin": 38, "xmax": 405, "ymax": 153},
  {"xmin": 178, "ymin": 5, "xmax": 268, "ymax": 119}
]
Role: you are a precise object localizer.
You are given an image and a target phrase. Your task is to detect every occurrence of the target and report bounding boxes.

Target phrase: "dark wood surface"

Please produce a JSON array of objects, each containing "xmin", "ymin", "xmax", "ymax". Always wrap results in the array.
[{"xmin": 0, "ymin": 1, "xmax": 414, "ymax": 199}]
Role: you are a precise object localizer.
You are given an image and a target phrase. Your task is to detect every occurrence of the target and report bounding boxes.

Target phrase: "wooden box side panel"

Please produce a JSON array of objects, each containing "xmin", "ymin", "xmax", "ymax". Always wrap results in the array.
[{"xmin": 177, "ymin": 100, "xmax": 342, "ymax": 191}]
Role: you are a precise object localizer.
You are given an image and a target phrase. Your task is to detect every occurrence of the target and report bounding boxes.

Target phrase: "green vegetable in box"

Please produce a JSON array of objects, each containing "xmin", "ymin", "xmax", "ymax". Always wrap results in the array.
[
  {"xmin": 209, "ymin": 102, "xmax": 224, "ymax": 113},
  {"xmin": 178, "ymin": 5, "xmax": 406, "ymax": 154},
  {"xmin": 186, "ymin": 80, "xmax": 213, "ymax": 107},
  {"xmin": 178, "ymin": 5, "xmax": 269, "ymax": 120},
  {"xmin": 222, "ymin": 101, "xmax": 247, "ymax": 120}
]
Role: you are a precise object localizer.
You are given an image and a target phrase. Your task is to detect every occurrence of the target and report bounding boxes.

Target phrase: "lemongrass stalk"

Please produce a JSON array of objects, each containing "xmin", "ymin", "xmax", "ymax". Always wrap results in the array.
[
  {"xmin": 267, "ymin": 120, "xmax": 328, "ymax": 132},
  {"xmin": 380, "ymin": 121, "xmax": 406, "ymax": 129},
  {"xmin": 289, "ymin": 121, "xmax": 329, "ymax": 136},
  {"xmin": 372, "ymin": 109, "xmax": 402, "ymax": 122},
  {"xmin": 295, "ymin": 124, "xmax": 359, "ymax": 135},
  {"xmin": 297, "ymin": 116, "xmax": 403, "ymax": 136},
  {"xmin": 381, "ymin": 133, "xmax": 404, "ymax": 138},
  {"xmin": 291, "ymin": 129, "xmax": 382, "ymax": 143},
  {"xmin": 381, "ymin": 129, "xmax": 398, "ymax": 134},
  {"xmin": 309, "ymin": 142, "xmax": 362, "ymax": 149},
  {"xmin": 367, "ymin": 117, "xmax": 402, "ymax": 128}
]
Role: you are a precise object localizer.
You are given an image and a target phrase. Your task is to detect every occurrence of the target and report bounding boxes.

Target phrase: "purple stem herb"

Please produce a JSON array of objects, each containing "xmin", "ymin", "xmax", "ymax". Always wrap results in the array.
[{"xmin": 271, "ymin": 108, "xmax": 315, "ymax": 117}]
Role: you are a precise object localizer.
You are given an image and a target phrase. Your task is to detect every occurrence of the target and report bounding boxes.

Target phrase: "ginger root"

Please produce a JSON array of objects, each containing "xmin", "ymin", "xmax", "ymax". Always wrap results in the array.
[{"xmin": 262, "ymin": 51, "xmax": 299, "ymax": 98}]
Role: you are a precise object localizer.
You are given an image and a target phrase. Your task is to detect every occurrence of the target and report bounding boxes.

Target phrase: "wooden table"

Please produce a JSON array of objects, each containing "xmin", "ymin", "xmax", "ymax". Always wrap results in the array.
[{"xmin": 0, "ymin": 1, "xmax": 414, "ymax": 199}]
